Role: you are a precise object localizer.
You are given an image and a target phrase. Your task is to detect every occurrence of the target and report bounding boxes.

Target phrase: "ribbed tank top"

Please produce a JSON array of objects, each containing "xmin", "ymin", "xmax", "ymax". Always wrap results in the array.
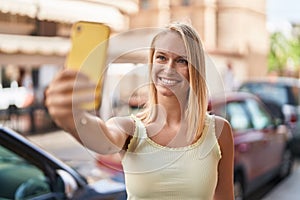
[{"xmin": 121, "ymin": 113, "xmax": 221, "ymax": 200}]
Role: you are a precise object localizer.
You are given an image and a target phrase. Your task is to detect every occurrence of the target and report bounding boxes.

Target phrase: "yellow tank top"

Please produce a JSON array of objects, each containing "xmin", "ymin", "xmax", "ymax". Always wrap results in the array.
[{"xmin": 122, "ymin": 114, "xmax": 221, "ymax": 200}]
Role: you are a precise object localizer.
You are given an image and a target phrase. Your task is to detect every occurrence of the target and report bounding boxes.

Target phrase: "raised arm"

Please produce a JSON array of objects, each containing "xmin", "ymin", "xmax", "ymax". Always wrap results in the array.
[{"xmin": 45, "ymin": 69, "xmax": 133, "ymax": 154}]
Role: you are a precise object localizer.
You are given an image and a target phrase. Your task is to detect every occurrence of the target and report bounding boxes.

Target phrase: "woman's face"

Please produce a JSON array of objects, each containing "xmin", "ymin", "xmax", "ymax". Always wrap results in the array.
[{"xmin": 151, "ymin": 31, "xmax": 190, "ymax": 98}]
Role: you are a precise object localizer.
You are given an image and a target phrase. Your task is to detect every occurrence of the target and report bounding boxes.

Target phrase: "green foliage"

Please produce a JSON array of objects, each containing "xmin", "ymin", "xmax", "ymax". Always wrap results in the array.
[
  {"xmin": 289, "ymin": 36, "xmax": 300, "ymax": 67},
  {"xmin": 268, "ymin": 31, "xmax": 300, "ymax": 74}
]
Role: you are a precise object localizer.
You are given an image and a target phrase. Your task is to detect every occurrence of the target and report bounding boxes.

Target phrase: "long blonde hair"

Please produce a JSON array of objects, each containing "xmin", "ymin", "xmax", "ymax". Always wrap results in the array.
[{"xmin": 140, "ymin": 22, "xmax": 208, "ymax": 140}]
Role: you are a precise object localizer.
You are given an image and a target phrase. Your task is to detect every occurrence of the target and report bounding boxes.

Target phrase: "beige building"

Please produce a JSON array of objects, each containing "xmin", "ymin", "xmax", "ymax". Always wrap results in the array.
[
  {"xmin": 0, "ymin": 0, "xmax": 270, "ymax": 131},
  {"xmin": 129, "ymin": 0, "xmax": 269, "ymax": 86},
  {"xmin": 0, "ymin": 0, "xmax": 137, "ymax": 67},
  {"xmin": 0, "ymin": 0, "xmax": 269, "ymax": 75},
  {"xmin": 0, "ymin": 0, "xmax": 269, "ymax": 82},
  {"xmin": 0, "ymin": 0, "xmax": 139, "ymax": 132}
]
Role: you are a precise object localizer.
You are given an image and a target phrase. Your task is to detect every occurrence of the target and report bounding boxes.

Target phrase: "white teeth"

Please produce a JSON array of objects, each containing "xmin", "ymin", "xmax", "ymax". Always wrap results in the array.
[{"xmin": 160, "ymin": 78, "xmax": 178, "ymax": 85}]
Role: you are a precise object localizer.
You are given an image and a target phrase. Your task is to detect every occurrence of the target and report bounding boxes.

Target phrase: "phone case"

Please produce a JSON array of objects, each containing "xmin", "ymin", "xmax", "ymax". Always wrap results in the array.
[{"xmin": 66, "ymin": 21, "xmax": 110, "ymax": 110}]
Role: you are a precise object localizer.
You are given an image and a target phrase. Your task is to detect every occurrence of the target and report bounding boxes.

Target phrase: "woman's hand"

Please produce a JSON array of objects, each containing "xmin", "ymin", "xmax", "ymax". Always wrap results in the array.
[
  {"xmin": 45, "ymin": 69, "xmax": 131, "ymax": 155},
  {"xmin": 45, "ymin": 69, "xmax": 96, "ymax": 133}
]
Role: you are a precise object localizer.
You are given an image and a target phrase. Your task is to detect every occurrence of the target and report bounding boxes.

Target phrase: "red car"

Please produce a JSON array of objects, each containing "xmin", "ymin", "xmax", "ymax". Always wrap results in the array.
[
  {"xmin": 209, "ymin": 92, "xmax": 294, "ymax": 200},
  {"xmin": 239, "ymin": 77, "xmax": 300, "ymax": 157}
]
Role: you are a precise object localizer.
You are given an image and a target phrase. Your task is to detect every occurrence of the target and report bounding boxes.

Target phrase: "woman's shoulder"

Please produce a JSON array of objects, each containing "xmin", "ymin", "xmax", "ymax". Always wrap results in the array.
[
  {"xmin": 106, "ymin": 115, "xmax": 136, "ymax": 137},
  {"xmin": 213, "ymin": 115, "xmax": 234, "ymax": 150},
  {"xmin": 214, "ymin": 115, "xmax": 231, "ymax": 133}
]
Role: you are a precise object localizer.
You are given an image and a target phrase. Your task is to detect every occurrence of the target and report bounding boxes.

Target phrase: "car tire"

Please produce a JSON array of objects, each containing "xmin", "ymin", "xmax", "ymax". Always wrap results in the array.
[
  {"xmin": 234, "ymin": 174, "xmax": 245, "ymax": 200},
  {"xmin": 278, "ymin": 147, "xmax": 294, "ymax": 179}
]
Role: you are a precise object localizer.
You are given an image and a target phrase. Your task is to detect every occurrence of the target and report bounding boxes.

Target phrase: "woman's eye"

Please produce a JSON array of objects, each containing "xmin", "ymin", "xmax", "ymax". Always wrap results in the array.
[
  {"xmin": 156, "ymin": 55, "xmax": 166, "ymax": 61},
  {"xmin": 177, "ymin": 58, "xmax": 188, "ymax": 65}
]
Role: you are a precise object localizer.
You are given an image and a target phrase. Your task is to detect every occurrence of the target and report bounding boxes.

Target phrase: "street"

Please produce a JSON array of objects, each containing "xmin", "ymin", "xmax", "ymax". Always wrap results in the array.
[
  {"xmin": 28, "ymin": 130, "xmax": 300, "ymax": 199},
  {"xmin": 261, "ymin": 165, "xmax": 300, "ymax": 200},
  {"xmin": 247, "ymin": 162, "xmax": 300, "ymax": 200},
  {"xmin": 28, "ymin": 130, "xmax": 114, "ymax": 183}
]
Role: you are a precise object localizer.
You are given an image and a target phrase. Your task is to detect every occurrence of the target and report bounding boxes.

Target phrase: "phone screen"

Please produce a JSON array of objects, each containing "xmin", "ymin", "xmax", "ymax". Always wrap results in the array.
[{"xmin": 66, "ymin": 21, "xmax": 110, "ymax": 110}]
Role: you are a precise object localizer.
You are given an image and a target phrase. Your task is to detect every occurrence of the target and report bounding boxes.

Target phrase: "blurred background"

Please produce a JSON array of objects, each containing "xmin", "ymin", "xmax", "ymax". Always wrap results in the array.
[
  {"xmin": 0, "ymin": 0, "xmax": 299, "ymax": 134},
  {"xmin": 0, "ymin": 1, "xmax": 300, "ymax": 199}
]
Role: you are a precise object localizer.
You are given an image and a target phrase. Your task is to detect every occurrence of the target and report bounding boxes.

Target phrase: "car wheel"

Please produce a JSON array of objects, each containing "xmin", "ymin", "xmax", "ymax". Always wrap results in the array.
[
  {"xmin": 234, "ymin": 175, "xmax": 245, "ymax": 200},
  {"xmin": 278, "ymin": 148, "xmax": 294, "ymax": 179}
]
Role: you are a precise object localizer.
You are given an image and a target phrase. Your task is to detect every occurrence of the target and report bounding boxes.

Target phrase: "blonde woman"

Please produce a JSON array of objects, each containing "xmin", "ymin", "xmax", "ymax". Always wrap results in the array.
[{"xmin": 46, "ymin": 22, "xmax": 234, "ymax": 200}]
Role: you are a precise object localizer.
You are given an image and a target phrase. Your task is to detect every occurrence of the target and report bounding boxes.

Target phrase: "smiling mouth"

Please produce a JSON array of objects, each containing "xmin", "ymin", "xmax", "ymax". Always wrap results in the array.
[{"xmin": 158, "ymin": 77, "xmax": 180, "ymax": 86}]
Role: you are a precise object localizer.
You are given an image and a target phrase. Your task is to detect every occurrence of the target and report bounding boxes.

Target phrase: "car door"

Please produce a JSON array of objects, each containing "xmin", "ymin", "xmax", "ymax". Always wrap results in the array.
[
  {"xmin": 0, "ymin": 127, "xmax": 128, "ymax": 200},
  {"xmin": 0, "ymin": 144, "xmax": 65, "ymax": 200},
  {"xmin": 0, "ymin": 127, "xmax": 74, "ymax": 200},
  {"xmin": 244, "ymin": 98, "xmax": 285, "ymax": 171},
  {"xmin": 225, "ymin": 101, "xmax": 267, "ymax": 181}
]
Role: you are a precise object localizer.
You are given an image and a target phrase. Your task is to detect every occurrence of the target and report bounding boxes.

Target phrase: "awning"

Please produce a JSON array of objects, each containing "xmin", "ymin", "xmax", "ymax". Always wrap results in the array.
[
  {"xmin": 0, "ymin": 34, "xmax": 70, "ymax": 56},
  {"xmin": 0, "ymin": 28, "xmax": 160, "ymax": 66},
  {"xmin": 0, "ymin": 0, "xmax": 37, "ymax": 18},
  {"xmin": 37, "ymin": 0, "xmax": 126, "ymax": 31},
  {"xmin": 81, "ymin": 0, "xmax": 138, "ymax": 15},
  {"xmin": 0, "ymin": 0, "xmax": 130, "ymax": 31},
  {"xmin": 0, "ymin": 33, "xmax": 69, "ymax": 66}
]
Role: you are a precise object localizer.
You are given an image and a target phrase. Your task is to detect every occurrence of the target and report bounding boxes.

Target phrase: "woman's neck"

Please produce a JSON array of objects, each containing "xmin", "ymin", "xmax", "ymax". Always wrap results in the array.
[{"xmin": 157, "ymin": 94, "xmax": 187, "ymax": 125}]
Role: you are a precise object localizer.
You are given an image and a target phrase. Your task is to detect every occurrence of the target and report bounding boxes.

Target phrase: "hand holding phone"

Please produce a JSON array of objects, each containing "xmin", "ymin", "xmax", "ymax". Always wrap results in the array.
[{"xmin": 65, "ymin": 21, "xmax": 110, "ymax": 111}]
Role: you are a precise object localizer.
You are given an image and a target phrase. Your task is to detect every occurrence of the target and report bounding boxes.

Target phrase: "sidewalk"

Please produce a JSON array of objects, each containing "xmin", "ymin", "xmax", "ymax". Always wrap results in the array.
[
  {"xmin": 263, "ymin": 162, "xmax": 300, "ymax": 200},
  {"xmin": 27, "ymin": 130, "xmax": 112, "ymax": 182}
]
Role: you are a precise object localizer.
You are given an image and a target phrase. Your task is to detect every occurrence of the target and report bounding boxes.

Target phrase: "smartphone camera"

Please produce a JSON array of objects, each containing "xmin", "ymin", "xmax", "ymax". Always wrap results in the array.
[{"xmin": 76, "ymin": 25, "xmax": 82, "ymax": 33}]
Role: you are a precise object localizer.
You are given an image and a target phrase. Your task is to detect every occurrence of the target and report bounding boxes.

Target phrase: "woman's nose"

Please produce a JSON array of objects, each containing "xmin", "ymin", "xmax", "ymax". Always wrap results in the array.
[
  {"xmin": 164, "ymin": 60, "xmax": 177, "ymax": 75},
  {"xmin": 166, "ymin": 59, "xmax": 175, "ymax": 70}
]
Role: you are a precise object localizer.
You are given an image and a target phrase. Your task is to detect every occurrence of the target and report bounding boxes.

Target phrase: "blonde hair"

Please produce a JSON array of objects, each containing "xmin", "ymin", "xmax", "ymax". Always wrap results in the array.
[{"xmin": 141, "ymin": 22, "xmax": 208, "ymax": 140}]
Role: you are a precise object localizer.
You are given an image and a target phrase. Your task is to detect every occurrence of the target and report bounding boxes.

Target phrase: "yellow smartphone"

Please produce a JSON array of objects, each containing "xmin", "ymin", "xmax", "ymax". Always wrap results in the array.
[{"xmin": 66, "ymin": 21, "xmax": 110, "ymax": 111}]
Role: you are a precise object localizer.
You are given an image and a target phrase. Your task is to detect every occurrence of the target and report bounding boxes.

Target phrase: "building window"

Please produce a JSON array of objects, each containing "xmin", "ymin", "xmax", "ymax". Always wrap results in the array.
[
  {"xmin": 182, "ymin": 0, "xmax": 191, "ymax": 6},
  {"xmin": 140, "ymin": 0, "xmax": 149, "ymax": 10}
]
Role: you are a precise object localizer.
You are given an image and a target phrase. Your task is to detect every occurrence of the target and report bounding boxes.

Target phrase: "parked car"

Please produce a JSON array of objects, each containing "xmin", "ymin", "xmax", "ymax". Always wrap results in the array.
[
  {"xmin": 239, "ymin": 77, "xmax": 300, "ymax": 157},
  {"xmin": 95, "ymin": 92, "xmax": 294, "ymax": 200},
  {"xmin": 96, "ymin": 154, "xmax": 125, "ymax": 183},
  {"xmin": 209, "ymin": 92, "xmax": 294, "ymax": 200},
  {"xmin": 0, "ymin": 126, "xmax": 126, "ymax": 200}
]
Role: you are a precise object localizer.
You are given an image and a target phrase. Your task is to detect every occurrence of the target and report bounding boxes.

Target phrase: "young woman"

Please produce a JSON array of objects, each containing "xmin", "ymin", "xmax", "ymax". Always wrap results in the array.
[{"xmin": 46, "ymin": 22, "xmax": 234, "ymax": 200}]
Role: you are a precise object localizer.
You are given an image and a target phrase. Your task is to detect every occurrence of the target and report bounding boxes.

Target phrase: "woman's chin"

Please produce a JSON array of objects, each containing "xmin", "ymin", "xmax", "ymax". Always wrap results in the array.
[{"xmin": 157, "ymin": 86, "xmax": 175, "ymax": 97}]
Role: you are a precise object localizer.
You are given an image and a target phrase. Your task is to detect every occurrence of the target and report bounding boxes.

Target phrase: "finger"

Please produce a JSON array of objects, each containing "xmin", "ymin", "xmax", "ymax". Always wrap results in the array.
[
  {"xmin": 47, "ymin": 78, "xmax": 96, "ymax": 98},
  {"xmin": 72, "ymin": 91, "xmax": 97, "ymax": 106},
  {"xmin": 45, "ymin": 91, "xmax": 72, "ymax": 109},
  {"xmin": 52, "ymin": 69, "xmax": 91, "ymax": 84},
  {"xmin": 46, "ymin": 89, "xmax": 96, "ymax": 108},
  {"xmin": 47, "ymin": 106, "xmax": 73, "ymax": 118}
]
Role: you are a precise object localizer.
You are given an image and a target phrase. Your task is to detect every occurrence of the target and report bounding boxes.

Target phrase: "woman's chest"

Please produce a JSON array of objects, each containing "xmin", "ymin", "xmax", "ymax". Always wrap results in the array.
[
  {"xmin": 124, "ymin": 151, "xmax": 219, "ymax": 199},
  {"xmin": 145, "ymin": 124, "xmax": 190, "ymax": 148}
]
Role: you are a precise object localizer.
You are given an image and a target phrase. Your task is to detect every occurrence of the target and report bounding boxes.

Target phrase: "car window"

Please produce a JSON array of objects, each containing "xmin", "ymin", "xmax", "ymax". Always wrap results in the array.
[
  {"xmin": 211, "ymin": 104, "xmax": 226, "ymax": 118},
  {"xmin": 227, "ymin": 102, "xmax": 252, "ymax": 131},
  {"xmin": 0, "ymin": 145, "xmax": 51, "ymax": 200},
  {"xmin": 245, "ymin": 99, "xmax": 272, "ymax": 129},
  {"xmin": 290, "ymin": 86, "xmax": 300, "ymax": 105},
  {"xmin": 240, "ymin": 83, "xmax": 289, "ymax": 105}
]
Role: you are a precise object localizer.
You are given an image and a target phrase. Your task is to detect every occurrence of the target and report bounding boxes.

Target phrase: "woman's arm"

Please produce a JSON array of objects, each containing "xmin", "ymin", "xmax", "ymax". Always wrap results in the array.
[
  {"xmin": 214, "ymin": 116, "xmax": 234, "ymax": 200},
  {"xmin": 45, "ymin": 69, "xmax": 133, "ymax": 154}
]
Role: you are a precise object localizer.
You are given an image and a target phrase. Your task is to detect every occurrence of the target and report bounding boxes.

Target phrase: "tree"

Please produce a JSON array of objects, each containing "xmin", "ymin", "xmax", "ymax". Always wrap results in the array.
[{"xmin": 268, "ymin": 29, "xmax": 300, "ymax": 77}]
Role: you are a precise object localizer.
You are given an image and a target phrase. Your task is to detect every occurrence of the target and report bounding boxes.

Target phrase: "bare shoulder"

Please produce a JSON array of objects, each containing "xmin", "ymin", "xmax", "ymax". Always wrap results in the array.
[
  {"xmin": 106, "ymin": 116, "xmax": 136, "ymax": 137},
  {"xmin": 214, "ymin": 115, "xmax": 234, "ymax": 149}
]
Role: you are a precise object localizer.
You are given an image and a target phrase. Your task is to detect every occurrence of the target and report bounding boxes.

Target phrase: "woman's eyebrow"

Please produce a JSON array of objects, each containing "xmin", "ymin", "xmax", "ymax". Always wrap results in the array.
[
  {"xmin": 155, "ymin": 50, "xmax": 187, "ymax": 58},
  {"xmin": 154, "ymin": 50, "xmax": 167, "ymax": 55},
  {"xmin": 177, "ymin": 55, "xmax": 187, "ymax": 59}
]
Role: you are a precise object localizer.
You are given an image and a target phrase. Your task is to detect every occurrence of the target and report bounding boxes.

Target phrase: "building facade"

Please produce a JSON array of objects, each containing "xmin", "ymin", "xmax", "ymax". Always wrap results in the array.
[
  {"xmin": 0, "ymin": 0, "xmax": 269, "ymax": 85},
  {"xmin": 0, "ymin": 0, "xmax": 138, "ymax": 132},
  {"xmin": 0, "ymin": 0, "xmax": 269, "ymax": 131},
  {"xmin": 129, "ymin": 0, "xmax": 269, "ymax": 85}
]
